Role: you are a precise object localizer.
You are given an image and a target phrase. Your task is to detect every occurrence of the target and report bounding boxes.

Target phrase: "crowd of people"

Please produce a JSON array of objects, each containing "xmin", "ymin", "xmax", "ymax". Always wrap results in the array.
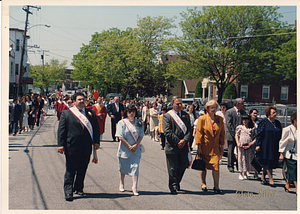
[
  {"xmin": 11, "ymin": 92, "xmax": 296, "ymax": 201},
  {"xmin": 9, "ymin": 94, "xmax": 51, "ymax": 135}
]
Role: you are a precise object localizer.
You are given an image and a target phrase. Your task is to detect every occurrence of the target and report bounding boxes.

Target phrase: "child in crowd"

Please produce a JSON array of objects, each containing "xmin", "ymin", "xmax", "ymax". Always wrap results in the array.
[
  {"xmin": 158, "ymin": 106, "xmax": 168, "ymax": 150},
  {"xmin": 40, "ymin": 108, "xmax": 46, "ymax": 124},
  {"xmin": 235, "ymin": 114, "xmax": 257, "ymax": 180}
]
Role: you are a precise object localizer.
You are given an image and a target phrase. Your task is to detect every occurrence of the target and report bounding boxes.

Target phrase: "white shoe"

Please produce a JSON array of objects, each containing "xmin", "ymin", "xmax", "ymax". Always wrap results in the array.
[
  {"xmin": 132, "ymin": 187, "xmax": 139, "ymax": 196},
  {"xmin": 239, "ymin": 174, "xmax": 244, "ymax": 180},
  {"xmin": 243, "ymin": 175, "xmax": 248, "ymax": 180},
  {"xmin": 155, "ymin": 138, "xmax": 159, "ymax": 142},
  {"xmin": 119, "ymin": 184, "xmax": 125, "ymax": 192}
]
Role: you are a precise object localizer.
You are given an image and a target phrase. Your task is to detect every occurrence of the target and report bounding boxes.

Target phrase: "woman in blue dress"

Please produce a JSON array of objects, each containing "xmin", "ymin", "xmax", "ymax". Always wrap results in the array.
[
  {"xmin": 116, "ymin": 104, "xmax": 144, "ymax": 196},
  {"xmin": 256, "ymin": 106, "xmax": 282, "ymax": 187}
]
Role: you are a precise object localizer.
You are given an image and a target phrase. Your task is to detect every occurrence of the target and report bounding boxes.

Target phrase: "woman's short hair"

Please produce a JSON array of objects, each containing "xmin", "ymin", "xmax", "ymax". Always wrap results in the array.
[
  {"xmin": 219, "ymin": 102, "xmax": 228, "ymax": 110},
  {"xmin": 205, "ymin": 100, "xmax": 219, "ymax": 111},
  {"xmin": 123, "ymin": 104, "xmax": 137, "ymax": 118},
  {"xmin": 291, "ymin": 112, "xmax": 297, "ymax": 124},
  {"xmin": 161, "ymin": 106, "xmax": 168, "ymax": 112},
  {"xmin": 265, "ymin": 106, "xmax": 276, "ymax": 117},
  {"xmin": 152, "ymin": 102, "xmax": 157, "ymax": 107},
  {"xmin": 249, "ymin": 108, "xmax": 258, "ymax": 121}
]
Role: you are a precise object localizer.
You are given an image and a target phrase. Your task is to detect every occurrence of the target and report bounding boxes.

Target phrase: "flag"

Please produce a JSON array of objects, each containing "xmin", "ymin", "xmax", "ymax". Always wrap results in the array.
[{"xmin": 93, "ymin": 90, "xmax": 99, "ymax": 99}]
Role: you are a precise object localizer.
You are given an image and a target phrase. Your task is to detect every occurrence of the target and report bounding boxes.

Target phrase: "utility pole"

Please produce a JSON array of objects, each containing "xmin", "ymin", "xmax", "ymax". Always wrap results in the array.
[
  {"xmin": 37, "ymin": 49, "xmax": 49, "ymax": 95},
  {"xmin": 17, "ymin": 5, "xmax": 41, "ymax": 96}
]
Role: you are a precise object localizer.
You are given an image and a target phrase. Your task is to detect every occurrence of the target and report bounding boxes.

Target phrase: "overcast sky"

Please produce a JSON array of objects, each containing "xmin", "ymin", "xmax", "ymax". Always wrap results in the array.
[{"xmin": 8, "ymin": 5, "xmax": 297, "ymax": 69}]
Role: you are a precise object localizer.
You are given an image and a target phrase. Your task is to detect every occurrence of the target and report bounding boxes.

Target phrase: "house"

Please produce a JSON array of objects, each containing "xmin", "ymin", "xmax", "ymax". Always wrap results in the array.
[
  {"xmin": 162, "ymin": 55, "xmax": 296, "ymax": 104},
  {"xmin": 9, "ymin": 28, "xmax": 31, "ymax": 98}
]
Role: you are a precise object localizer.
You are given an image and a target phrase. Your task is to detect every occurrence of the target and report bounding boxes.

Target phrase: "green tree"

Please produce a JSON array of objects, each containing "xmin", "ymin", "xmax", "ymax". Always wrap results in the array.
[
  {"xmin": 223, "ymin": 83, "xmax": 237, "ymax": 99},
  {"xmin": 72, "ymin": 16, "xmax": 177, "ymax": 98},
  {"xmin": 195, "ymin": 79, "xmax": 203, "ymax": 97},
  {"xmin": 29, "ymin": 59, "xmax": 67, "ymax": 95},
  {"xmin": 167, "ymin": 6, "xmax": 295, "ymax": 103}
]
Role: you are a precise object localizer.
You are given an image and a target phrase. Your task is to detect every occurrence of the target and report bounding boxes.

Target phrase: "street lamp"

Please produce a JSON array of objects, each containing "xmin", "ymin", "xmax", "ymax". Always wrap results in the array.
[{"xmin": 27, "ymin": 24, "xmax": 51, "ymax": 30}]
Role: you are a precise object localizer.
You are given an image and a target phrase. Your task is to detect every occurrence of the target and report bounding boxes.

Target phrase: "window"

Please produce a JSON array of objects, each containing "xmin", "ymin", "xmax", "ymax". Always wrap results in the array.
[
  {"xmin": 15, "ymin": 64, "xmax": 19, "ymax": 75},
  {"xmin": 215, "ymin": 86, "xmax": 218, "ymax": 97},
  {"xmin": 281, "ymin": 86, "xmax": 289, "ymax": 101},
  {"xmin": 240, "ymin": 85, "xmax": 248, "ymax": 99},
  {"xmin": 16, "ymin": 39, "xmax": 20, "ymax": 51},
  {"xmin": 10, "ymin": 62, "xmax": 14, "ymax": 75},
  {"xmin": 262, "ymin": 85, "xmax": 270, "ymax": 100}
]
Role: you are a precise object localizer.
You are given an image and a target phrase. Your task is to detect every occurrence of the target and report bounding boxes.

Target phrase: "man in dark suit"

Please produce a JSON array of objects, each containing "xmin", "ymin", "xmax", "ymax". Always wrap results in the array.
[
  {"xmin": 36, "ymin": 95, "xmax": 44, "ymax": 127},
  {"xmin": 107, "ymin": 96, "xmax": 124, "ymax": 141},
  {"xmin": 225, "ymin": 98, "xmax": 246, "ymax": 172},
  {"xmin": 57, "ymin": 92, "xmax": 100, "ymax": 201},
  {"xmin": 162, "ymin": 96, "xmax": 192, "ymax": 194},
  {"xmin": 10, "ymin": 98, "xmax": 22, "ymax": 136}
]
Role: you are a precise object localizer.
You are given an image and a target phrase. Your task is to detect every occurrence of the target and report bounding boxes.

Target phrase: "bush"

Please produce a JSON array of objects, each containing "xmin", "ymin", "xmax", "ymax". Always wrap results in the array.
[
  {"xmin": 223, "ymin": 83, "xmax": 237, "ymax": 99},
  {"xmin": 195, "ymin": 80, "xmax": 203, "ymax": 97}
]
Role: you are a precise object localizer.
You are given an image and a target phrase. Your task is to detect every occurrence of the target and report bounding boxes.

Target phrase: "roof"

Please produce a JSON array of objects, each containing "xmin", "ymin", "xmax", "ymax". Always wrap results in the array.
[
  {"xmin": 9, "ymin": 28, "xmax": 30, "ymax": 39},
  {"xmin": 184, "ymin": 79, "xmax": 200, "ymax": 92}
]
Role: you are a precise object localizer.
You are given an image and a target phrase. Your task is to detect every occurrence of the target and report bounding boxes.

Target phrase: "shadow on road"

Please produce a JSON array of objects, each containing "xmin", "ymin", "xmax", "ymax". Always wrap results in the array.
[{"xmin": 82, "ymin": 192, "xmax": 133, "ymax": 199}]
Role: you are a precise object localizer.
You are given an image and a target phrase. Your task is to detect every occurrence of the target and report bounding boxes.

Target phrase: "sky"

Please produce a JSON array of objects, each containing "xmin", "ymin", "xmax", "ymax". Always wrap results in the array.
[{"xmin": 8, "ymin": 5, "xmax": 297, "ymax": 69}]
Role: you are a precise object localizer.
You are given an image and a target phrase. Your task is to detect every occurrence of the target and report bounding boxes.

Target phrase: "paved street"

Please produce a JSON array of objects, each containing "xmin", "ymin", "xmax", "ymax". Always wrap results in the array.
[{"xmin": 7, "ymin": 110, "xmax": 297, "ymax": 211}]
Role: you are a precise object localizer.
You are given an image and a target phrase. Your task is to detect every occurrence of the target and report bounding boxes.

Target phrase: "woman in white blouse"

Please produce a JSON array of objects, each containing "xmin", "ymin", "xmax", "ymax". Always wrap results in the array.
[{"xmin": 279, "ymin": 112, "xmax": 297, "ymax": 194}]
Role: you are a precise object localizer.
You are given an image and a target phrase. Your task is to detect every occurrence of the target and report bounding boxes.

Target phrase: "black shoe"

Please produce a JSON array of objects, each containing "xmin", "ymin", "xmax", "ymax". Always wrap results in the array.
[
  {"xmin": 213, "ymin": 187, "xmax": 222, "ymax": 194},
  {"xmin": 74, "ymin": 190, "xmax": 85, "ymax": 196},
  {"xmin": 284, "ymin": 186, "xmax": 295, "ymax": 193},
  {"xmin": 261, "ymin": 180, "xmax": 268, "ymax": 185},
  {"xmin": 202, "ymin": 187, "xmax": 208, "ymax": 192},
  {"xmin": 170, "ymin": 189, "xmax": 178, "ymax": 195},
  {"xmin": 161, "ymin": 147, "xmax": 164, "ymax": 150},
  {"xmin": 65, "ymin": 194, "xmax": 73, "ymax": 201},
  {"xmin": 112, "ymin": 138, "xmax": 116, "ymax": 142},
  {"xmin": 176, "ymin": 184, "xmax": 180, "ymax": 191},
  {"xmin": 228, "ymin": 168, "xmax": 234, "ymax": 173},
  {"xmin": 269, "ymin": 183, "xmax": 276, "ymax": 188}
]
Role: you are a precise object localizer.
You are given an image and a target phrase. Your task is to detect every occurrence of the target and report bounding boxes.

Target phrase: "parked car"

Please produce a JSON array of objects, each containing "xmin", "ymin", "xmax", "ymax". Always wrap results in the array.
[{"xmin": 106, "ymin": 93, "xmax": 123, "ymax": 101}]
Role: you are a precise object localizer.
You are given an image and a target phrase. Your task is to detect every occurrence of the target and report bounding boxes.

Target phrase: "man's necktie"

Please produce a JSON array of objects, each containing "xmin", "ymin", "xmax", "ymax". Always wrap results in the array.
[{"xmin": 237, "ymin": 110, "xmax": 240, "ymax": 117}]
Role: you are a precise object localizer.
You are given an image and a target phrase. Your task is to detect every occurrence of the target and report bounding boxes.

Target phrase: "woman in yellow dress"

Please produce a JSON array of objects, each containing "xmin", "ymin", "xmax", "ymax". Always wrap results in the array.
[{"xmin": 196, "ymin": 100, "xmax": 225, "ymax": 194}]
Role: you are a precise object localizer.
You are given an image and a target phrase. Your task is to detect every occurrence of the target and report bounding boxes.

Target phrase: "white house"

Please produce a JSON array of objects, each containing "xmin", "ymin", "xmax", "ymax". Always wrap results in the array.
[{"xmin": 9, "ymin": 28, "xmax": 31, "ymax": 98}]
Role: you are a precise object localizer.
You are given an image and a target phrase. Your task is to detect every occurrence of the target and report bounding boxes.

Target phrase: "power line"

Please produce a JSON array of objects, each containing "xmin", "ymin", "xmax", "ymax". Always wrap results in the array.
[
  {"xmin": 47, "ymin": 52, "xmax": 73, "ymax": 60},
  {"xmin": 35, "ymin": 14, "xmax": 88, "ymax": 42},
  {"xmin": 91, "ymin": 31, "xmax": 296, "ymax": 46},
  {"xmin": 9, "ymin": 15, "xmax": 25, "ymax": 23}
]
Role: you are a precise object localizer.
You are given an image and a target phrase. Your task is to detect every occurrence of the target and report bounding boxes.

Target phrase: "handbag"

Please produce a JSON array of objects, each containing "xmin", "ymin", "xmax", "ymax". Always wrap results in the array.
[
  {"xmin": 251, "ymin": 156, "xmax": 262, "ymax": 173},
  {"xmin": 191, "ymin": 154, "xmax": 206, "ymax": 171}
]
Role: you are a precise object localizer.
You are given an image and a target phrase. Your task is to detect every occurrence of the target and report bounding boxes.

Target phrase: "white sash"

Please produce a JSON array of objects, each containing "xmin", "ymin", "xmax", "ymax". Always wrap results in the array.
[
  {"xmin": 69, "ymin": 107, "xmax": 93, "ymax": 140},
  {"xmin": 58, "ymin": 100, "xmax": 61, "ymax": 104},
  {"xmin": 122, "ymin": 119, "xmax": 138, "ymax": 143},
  {"xmin": 167, "ymin": 110, "xmax": 187, "ymax": 135},
  {"xmin": 62, "ymin": 101, "xmax": 69, "ymax": 108},
  {"xmin": 69, "ymin": 107, "xmax": 98, "ymax": 162}
]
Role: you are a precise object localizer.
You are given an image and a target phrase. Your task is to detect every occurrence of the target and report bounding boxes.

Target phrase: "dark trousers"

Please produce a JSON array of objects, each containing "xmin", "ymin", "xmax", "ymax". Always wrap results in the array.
[
  {"xmin": 161, "ymin": 133, "xmax": 166, "ymax": 148},
  {"xmin": 227, "ymin": 140, "xmax": 238, "ymax": 170},
  {"xmin": 19, "ymin": 114, "xmax": 24, "ymax": 132},
  {"xmin": 12, "ymin": 120, "xmax": 19, "ymax": 134},
  {"xmin": 36, "ymin": 110, "xmax": 41, "ymax": 126},
  {"xmin": 64, "ymin": 155, "xmax": 90, "ymax": 195},
  {"xmin": 166, "ymin": 153, "xmax": 189, "ymax": 191}
]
